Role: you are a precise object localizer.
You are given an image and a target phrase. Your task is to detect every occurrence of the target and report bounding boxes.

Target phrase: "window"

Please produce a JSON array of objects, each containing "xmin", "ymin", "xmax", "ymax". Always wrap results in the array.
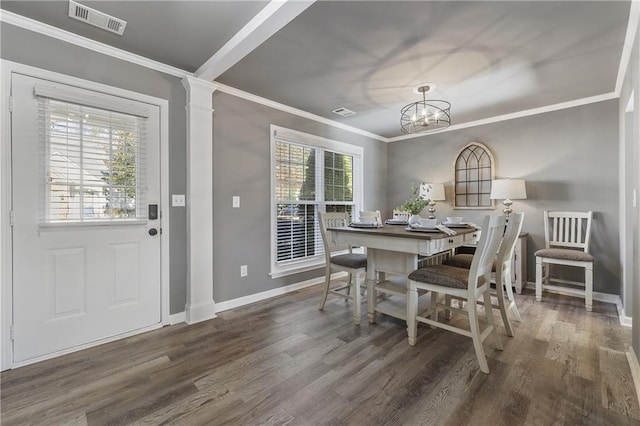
[
  {"xmin": 453, "ymin": 142, "xmax": 495, "ymax": 209},
  {"xmin": 271, "ymin": 126, "xmax": 363, "ymax": 277},
  {"xmin": 36, "ymin": 85, "xmax": 148, "ymax": 223}
]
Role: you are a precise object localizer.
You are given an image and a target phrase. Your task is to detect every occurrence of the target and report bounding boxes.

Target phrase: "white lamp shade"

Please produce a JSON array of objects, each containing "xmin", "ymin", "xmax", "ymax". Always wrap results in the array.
[
  {"xmin": 420, "ymin": 182, "xmax": 446, "ymax": 200},
  {"xmin": 490, "ymin": 179, "xmax": 527, "ymax": 200}
]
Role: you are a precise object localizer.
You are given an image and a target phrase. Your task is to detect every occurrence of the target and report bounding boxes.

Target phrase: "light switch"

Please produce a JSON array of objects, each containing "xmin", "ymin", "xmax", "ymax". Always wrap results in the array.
[
  {"xmin": 172, "ymin": 194, "xmax": 186, "ymax": 207},
  {"xmin": 233, "ymin": 196, "xmax": 240, "ymax": 208}
]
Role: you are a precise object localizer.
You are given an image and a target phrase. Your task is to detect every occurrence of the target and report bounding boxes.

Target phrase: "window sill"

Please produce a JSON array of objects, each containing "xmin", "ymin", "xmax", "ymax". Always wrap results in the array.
[{"xmin": 270, "ymin": 259, "xmax": 325, "ymax": 279}]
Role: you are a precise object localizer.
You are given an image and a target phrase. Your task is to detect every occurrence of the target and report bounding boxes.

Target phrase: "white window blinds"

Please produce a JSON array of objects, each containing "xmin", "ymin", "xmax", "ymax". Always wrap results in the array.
[
  {"xmin": 271, "ymin": 126, "xmax": 363, "ymax": 276},
  {"xmin": 37, "ymin": 94, "xmax": 148, "ymax": 223},
  {"xmin": 275, "ymin": 140, "xmax": 323, "ymax": 263}
]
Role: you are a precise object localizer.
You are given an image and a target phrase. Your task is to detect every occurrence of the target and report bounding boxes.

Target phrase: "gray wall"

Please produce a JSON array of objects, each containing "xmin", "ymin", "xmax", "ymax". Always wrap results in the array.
[
  {"xmin": 388, "ymin": 100, "xmax": 620, "ymax": 294},
  {"xmin": 212, "ymin": 91, "xmax": 387, "ymax": 302},
  {"xmin": 1, "ymin": 23, "xmax": 189, "ymax": 314}
]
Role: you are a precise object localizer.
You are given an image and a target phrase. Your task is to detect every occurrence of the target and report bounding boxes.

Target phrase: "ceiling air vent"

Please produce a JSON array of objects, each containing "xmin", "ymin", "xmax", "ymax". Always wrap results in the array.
[
  {"xmin": 68, "ymin": 0, "xmax": 127, "ymax": 36},
  {"xmin": 332, "ymin": 107, "xmax": 356, "ymax": 117}
]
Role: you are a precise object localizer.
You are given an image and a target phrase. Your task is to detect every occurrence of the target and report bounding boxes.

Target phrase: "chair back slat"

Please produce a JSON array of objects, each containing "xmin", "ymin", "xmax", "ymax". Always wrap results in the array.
[
  {"xmin": 544, "ymin": 211, "xmax": 593, "ymax": 252},
  {"xmin": 496, "ymin": 212, "xmax": 525, "ymax": 270},
  {"xmin": 468, "ymin": 215, "xmax": 506, "ymax": 291},
  {"xmin": 319, "ymin": 212, "xmax": 350, "ymax": 260}
]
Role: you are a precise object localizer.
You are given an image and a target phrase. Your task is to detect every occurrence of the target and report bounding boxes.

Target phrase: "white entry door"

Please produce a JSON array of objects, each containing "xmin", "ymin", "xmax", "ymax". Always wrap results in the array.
[{"xmin": 11, "ymin": 73, "xmax": 162, "ymax": 363}]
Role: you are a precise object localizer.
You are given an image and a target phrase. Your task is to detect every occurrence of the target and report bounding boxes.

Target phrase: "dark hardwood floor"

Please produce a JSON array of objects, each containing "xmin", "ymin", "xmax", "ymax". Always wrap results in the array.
[{"xmin": 1, "ymin": 284, "xmax": 639, "ymax": 425}]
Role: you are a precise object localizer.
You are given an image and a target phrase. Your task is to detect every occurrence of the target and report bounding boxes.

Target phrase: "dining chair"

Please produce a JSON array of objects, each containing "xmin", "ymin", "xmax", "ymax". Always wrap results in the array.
[
  {"xmin": 535, "ymin": 211, "xmax": 594, "ymax": 311},
  {"xmin": 442, "ymin": 213, "xmax": 525, "ymax": 336},
  {"xmin": 318, "ymin": 212, "xmax": 368, "ymax": 325},
  {"xmin": 406, "ymin": 214, "xmax": 506, "ymax": 374}
]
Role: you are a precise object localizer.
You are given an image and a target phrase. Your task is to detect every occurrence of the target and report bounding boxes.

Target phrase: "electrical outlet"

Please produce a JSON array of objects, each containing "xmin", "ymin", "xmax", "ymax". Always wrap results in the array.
[
  {"xmin": 233, "ymin": 196, "xmax": 240, "ymax": 208},
  {"xmin": 240, "ymin": 265, "xmax": 248, "ymax": 277},
  {"xmin": 172, "ymin": 194, "xmax": 186, "ymax": 207}
]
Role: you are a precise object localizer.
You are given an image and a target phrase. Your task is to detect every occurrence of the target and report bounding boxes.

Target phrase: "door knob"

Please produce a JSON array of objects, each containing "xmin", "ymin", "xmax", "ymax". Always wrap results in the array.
[{"xmin": 149, "ymin": 228, "xmax": 158, "ymax": 236}]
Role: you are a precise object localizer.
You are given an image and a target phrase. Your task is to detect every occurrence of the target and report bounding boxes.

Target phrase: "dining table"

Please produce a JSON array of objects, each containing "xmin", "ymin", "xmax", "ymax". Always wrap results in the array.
[{"xmin": 327, "ymin": 223, "xmax": 479, "ymax": 324}]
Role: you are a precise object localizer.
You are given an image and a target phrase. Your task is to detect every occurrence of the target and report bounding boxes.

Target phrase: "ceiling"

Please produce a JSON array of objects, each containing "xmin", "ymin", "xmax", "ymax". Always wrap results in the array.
[{"xmin": 1, "ymin": 1, "xmax": 632, "ymax": 140}]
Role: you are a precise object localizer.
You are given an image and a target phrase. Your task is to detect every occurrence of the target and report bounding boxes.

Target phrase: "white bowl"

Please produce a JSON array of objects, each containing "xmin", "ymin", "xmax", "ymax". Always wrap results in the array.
[
  {"xmin": 359, "ymin": 216, "xmax": 376, "ymax": 225},
  {"xmin": 446, "ymin": 216, "xmax": 463, "ymax": 224},
  {"xmin": 418, "ymin": 218, "xmax": 437, "ymax": 228}
]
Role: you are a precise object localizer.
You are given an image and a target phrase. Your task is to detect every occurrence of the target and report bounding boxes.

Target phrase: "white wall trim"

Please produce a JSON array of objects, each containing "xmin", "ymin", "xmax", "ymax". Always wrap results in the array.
[
  {"xmin": 616, "ymin": 0, "xmax": 640, "ymax": 96},
  {"xmin": 0, "ymin": 10, "xmax": 192, "ymax": 79},
  {"xmin": 195, "ymin": 0, "xmax": 315, "ymax": 81},
  {"xmin": 3, "ymin": 8, "xmax": 627, "ymax": 146},
  {"xmin": 166, "ymin": 272, "xmax": 344, "ymax": 324},
  {"xmin": 524, "ymin": 280, "xmax": 631, "ymax": 326},
  {"xmin": 0, "ymin": 59, "xmax": 172, "ymax": 370},
  {"xmin": 159, "ymin": 95, "xmax": 171, "ymax": 326},
  {"xmin": 627, "ymin": 346, "xmax": 640, "ymax": 411},
  {"xmin": 215, "ymin": 82, "xmax": 389, "ymax": 142},
  {"xmin": 215, "ymin": 272, "xmax": 344, "ymax": 314},
  {"xmin": 619, "ymin": 304, "xmax": 633, "ymax": 328},
  {"xmin": 387, "ymin": 92, "xmax": 619, "ymax": 142},
  {"xmin": 0, "ymin": 60, "xmax": 13, "ymax": 371},
  {"xmin": 182, "ymin": 76, "xmax": 217, "ymax": 325},
  {"xmin": 169, "ymin": 311, "xmax": 186, "ymax": 325}
]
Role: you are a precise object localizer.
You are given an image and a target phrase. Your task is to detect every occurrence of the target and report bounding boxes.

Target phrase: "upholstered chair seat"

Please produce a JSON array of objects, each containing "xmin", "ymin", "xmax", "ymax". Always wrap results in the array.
[{"xmin": 330, "ymin": 253, "xmax": 367, "ymax": 269}]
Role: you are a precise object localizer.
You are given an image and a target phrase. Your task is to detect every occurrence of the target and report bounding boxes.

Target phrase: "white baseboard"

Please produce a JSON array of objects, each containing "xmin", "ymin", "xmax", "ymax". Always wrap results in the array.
[
  {"xmin": 627, "ymin": 346, "xmax": 640, "ymax": 411},
  {"xmin": 524, "ymin": 281, "xmax": 631, "ymax": 326},
  {"xmin": 617, "ymin": 302, "xmax": 633, "ymax": 328},
  {"xmin": 169, "ymin": 311, "xmax": 186, "ymax": 325},
  {"xmin": 214, "ymin": 272, "xmax": 346, "ymax": 313},
  {"xmin": 524, "ymin": 280, "xmax": 620, "ymax": 303},
  {"xmin": 169, "ymin": 272, "xmax": 347, "ymax": 323}
]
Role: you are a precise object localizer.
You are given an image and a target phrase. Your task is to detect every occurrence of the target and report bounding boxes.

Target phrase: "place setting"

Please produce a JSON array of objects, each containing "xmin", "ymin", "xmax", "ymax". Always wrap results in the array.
[{"xmin": 349, "ymin": 213, "xmax": 383, "ymax": 228}]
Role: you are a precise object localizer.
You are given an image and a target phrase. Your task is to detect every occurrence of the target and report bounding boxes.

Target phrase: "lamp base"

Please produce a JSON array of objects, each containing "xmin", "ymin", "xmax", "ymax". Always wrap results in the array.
[
  {"xmin": 502, "ymin": 199, "xmax": 513, "ymax": 217},
  {"xmin": 427, "ymin": 201, "xmax": 436, "ymax": 219}
]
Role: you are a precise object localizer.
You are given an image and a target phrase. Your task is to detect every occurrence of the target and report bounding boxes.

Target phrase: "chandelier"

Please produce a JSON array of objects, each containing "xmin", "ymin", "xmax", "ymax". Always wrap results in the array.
[{"xmin": 400, "ymin": 84, "xmax": 451, "ymax": 134}]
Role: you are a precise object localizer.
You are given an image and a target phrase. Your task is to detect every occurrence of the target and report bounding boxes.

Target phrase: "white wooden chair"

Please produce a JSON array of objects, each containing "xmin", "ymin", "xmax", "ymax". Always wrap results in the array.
[
  {"xmin": 535, "ymin": 211, "xmax": 594, "ymax": 311},
  {"xmin": 392, "ymin": 209, "xmax": 410, "ymax": 221},
  {"xmin": 442, "ymin": 213, "xmax": 525, "ymax": 336},
  {"xmin": 359, "ymin": 210, "xmax": 382, "ymax": 225},
  {"xmin": 492, "ymin": 213, "xmax": 525, "ymax": 335},
  {"xmin": 318, "ymin": 212, "xmax": 368, "ymax": 325},
  {"xmin": 407, "ymin": 215, "xmax": 506, "ymax": 374}
]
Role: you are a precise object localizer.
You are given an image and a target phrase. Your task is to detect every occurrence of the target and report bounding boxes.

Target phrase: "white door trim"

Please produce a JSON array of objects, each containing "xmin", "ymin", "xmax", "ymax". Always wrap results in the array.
[{"xmin": 0, "ymin": 59, "xmax": 171, "ymax": 370}]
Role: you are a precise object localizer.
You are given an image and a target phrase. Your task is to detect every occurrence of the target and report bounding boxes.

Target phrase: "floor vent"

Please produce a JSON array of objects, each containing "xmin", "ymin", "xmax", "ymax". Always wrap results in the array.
[
  {"xmin": 332, "ymin": 107, "xmax": 356, "ymax": 117},
  {"xmin": 68, "ymin": 0, "xmax": 127, "ymax": 36}
]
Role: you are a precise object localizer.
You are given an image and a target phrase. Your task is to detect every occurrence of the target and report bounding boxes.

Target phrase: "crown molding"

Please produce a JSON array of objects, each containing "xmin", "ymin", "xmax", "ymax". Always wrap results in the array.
[
  {"xmin": 1, "ymin": 8, "xmax": 626, "ymax": 144},
  {"xmin": 387, "ymin": 92, "xmax": 618, "ymax": 143},
  {"xmin": 0, "ymin": 9, "xmax": 192, "ymax": 79},
  {"xmin": 0, "ymin": 8, "xmax": 386, "ymax": 142},
  {"xmin": 214, "ymin": 82, "xmax": 390, "ymax": 143}
]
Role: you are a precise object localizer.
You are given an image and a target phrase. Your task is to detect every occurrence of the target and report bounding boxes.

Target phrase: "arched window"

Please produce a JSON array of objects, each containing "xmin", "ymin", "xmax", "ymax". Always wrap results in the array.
[{"xmin": 453, "ymin": 142, "xmax": 495, "ymax": 209}]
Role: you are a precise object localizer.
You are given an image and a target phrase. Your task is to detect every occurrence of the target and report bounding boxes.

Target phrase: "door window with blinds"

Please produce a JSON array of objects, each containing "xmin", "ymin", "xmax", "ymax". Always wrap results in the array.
[
  {"xmin": 36, "ymin": 84, "xmax": 148, "ymax": 223},
  {"xmin": 271, "ymin": 125, "xmax": 363, "ymax": 277}
]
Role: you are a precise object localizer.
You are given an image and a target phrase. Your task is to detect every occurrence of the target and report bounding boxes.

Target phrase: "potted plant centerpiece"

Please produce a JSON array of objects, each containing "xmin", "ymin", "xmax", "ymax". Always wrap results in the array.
[{"xmin": 398, "ymin": 183, "xmax": 431, "ymax": 225}]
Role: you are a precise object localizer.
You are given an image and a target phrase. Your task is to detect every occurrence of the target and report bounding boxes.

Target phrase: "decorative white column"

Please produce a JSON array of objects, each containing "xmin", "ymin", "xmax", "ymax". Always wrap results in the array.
[{"xmin": 182, "ymin": 76, "xmax": 218, "ymax": 324}]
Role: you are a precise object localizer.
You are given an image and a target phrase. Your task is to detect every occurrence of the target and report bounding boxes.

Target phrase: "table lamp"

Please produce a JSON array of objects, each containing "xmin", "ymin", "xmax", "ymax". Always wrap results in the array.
[
  {"xmin": 490, "ymin": 179, "xmax": 527, "ymax": 216},
  {"xmin": 420, "ymin": 182, "xmax": 446, "ymax": 219}
]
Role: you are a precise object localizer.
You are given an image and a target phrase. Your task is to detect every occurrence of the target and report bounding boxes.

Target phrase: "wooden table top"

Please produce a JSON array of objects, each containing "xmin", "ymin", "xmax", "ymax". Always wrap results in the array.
[{"xmin": 327, "ymin": 224, "xmax": 478, "ymax": 240}]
